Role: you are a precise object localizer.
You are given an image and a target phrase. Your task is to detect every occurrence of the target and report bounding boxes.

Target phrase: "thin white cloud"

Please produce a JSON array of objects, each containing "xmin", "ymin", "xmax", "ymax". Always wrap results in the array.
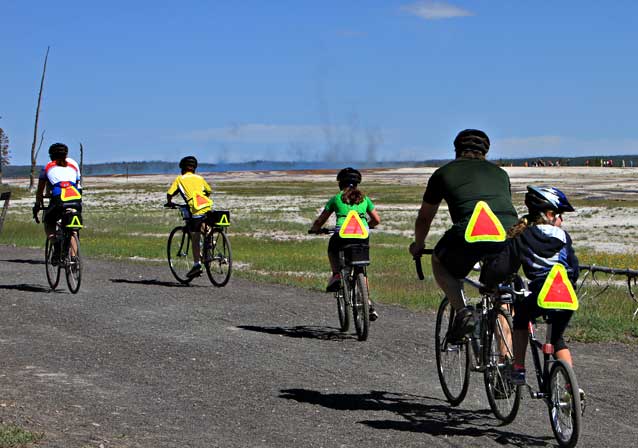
[
  {"xmin": 185, "ymin": 124, "xmax": 325, "ymax": 144},
  {"xmin": 401, "ymin": 1, "xmax": 473, "ymax": 20}
]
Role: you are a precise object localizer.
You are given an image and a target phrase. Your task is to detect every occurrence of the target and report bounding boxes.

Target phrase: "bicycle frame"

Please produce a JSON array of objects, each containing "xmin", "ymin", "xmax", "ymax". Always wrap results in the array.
[{"xmin": 526, "ymin": 320, "xmax": 557, "ymax": 399}]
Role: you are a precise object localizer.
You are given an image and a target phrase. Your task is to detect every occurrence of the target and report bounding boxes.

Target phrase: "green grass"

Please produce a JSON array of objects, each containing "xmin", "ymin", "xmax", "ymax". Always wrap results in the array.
[
  {"xmin": 0, "ymin": 424, "xmax": 43, "ymax": 448},
  {"xmin": 2, "ymin": 178, "xmax": 637, "ymax": 343}
]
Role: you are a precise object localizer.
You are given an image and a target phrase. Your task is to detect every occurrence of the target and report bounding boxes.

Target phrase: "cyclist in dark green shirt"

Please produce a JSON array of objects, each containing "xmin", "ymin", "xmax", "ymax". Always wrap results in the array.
[
  {"xmin": 310, "ymin": 168, "xmax": 381, "ymax": 317},
  {"xmin": 409, "ymin": 129, "xmax": 518, "ymax": 342}
]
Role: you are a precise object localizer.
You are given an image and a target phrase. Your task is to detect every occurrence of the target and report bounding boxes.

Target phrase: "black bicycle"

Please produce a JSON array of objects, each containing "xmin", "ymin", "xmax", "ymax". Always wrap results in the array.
[
  {"xmin": 165, "ymin": 204, "xmax": 232, "ymax": 286},
  {"xmin": 312, "ymin": 228, "xmax": 372, "ymax": 341},
  {"xmin": 521, "ymin": 304, "xmax": 584, "ymax": 447},
  {"xmin": 414, "ymin": 250, "xmax": 521, "ymax": 423},
  {"xmin": 34, "ymin": 203, "xmax": 83, "ymax": 294}
]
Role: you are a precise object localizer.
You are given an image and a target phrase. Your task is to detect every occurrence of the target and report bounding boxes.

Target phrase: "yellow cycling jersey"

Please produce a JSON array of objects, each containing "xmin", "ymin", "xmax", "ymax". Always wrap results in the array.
[{"xmin": 167, "ymin": 172, "xmax": 213, "ymax": 215}]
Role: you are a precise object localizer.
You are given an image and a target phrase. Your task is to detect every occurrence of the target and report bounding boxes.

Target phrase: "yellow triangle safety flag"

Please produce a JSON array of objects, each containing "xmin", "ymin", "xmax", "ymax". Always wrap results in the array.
[
  {"xmin": 464, "ymin": 201, "xmax": 506, "ymax": 243},
  {"xmin": 537, "ymin": 264, "xmax": 579, "ymax": 311},
  {"xmin": 192, "ymin": 192, "xmax": 213, "ymax": 211},
  {"xmin": 339, "ymin": 210, "xmax": 369, "ymax": 239},
  {"xmin": 60, "ymin": 186, "xmax": 82, "ymax": 202},
  {"xmin": 216, "ymin": 213, "xmax": 230, "ymax": 226},
  {"xmin": 66, "ymin": 215, "xmax": 84, "ymax": 229}
]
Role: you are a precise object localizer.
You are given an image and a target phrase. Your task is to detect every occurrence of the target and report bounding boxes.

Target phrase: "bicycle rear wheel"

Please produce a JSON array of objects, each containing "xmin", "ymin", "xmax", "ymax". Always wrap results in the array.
[
  {"xmin": 548, "ymin": 360, "xmax": 582, "ymax": 447},
  {"xmin": 335, "ymin": 278, "xmax": 350, "ymax": 332},
  {"xmin": 205, "ymin": 229, "xmax": 232, "ymax": 287},
  {"xmin": 483, "ymin": 305, "xmax": 521, "ymax": 423},
  {"xmin": 352, "ymin": 272, "xmax": 369, "ymax": 341},
  {"xmin": 65, "ymin": 233, "xmax": 82, "ymax": 294},
  {"xmin": 435, "ymin": 297, "xmax": 470, "ymax": 406},
  {"xmin": 45, "ymin": 238, "xmax": 61, "ymax": 290},
  {"xmin": 167, "ymin": 226, "xmax": 193, "ymax": 284}
]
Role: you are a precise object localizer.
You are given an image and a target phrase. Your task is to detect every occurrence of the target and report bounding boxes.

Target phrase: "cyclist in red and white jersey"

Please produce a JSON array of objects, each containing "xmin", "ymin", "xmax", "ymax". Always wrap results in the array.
[{"xmin": 34, "ymin": 143, "xmax": 82, "ymax": 240}]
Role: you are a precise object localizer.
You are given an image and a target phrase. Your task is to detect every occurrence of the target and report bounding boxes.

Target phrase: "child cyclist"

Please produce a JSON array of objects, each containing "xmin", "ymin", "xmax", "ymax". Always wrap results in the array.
[
  {"xmin": 481, "ymin": 186, "xmax": 581, "ymax": 393},
  {"xmin": 165, "ymin": 156, "xmax": 213, "ymax": 278},
  {"xmin": 309, "ymin": 167, "xmax": 381, "ymax": 320}
]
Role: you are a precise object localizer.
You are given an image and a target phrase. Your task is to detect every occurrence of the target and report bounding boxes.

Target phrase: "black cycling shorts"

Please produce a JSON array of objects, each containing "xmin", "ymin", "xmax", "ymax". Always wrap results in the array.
[
  {"xmin": 513, "ymin": 296, "xmax": 573, "ymax": 352},
  {"xmin": 433, "ymin": 230, "xmax": 506, "ymax": 279}
]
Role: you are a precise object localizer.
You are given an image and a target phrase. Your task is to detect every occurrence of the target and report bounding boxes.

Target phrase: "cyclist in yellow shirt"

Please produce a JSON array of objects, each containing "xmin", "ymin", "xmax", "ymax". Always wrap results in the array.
[{"xmin": 165, "ymin": 156, "xmax": 213, "ymax": 278}]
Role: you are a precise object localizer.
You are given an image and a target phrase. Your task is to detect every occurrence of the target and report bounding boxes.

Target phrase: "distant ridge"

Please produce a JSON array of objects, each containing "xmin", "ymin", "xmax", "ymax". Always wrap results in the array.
[{"xmin": 3, "ymin": 155, "xmax": 638, "ymax": 178}]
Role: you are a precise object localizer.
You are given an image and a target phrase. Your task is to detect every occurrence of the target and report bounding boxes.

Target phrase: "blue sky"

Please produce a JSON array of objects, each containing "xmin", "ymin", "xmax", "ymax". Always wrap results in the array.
[{"xmin": 2, "ymin": 1, "xmax": 637, "ymax": 165}]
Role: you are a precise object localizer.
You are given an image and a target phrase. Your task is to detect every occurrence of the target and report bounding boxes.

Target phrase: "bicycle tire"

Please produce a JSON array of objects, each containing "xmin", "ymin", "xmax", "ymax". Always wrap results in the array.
[
  {"xmin": 352, "ymin": 272, "xmax": 369, "ymax": 341},
  {"xmin": 167, "ymin": 226, "xmax": 193, "ymax": 284},
  {"xmin": 44, "ymin": 238, "xmax": 61, "ymax": 290},
  {"xmin": 483, "ymin": 305, "xmax": 521, "ymax": 423},
  {"xmin": 548, "ymin": 360, "xmax": 582, "ymax": 447},
  {"xmin": 65, "ymin": 232, "xmax": 82, "ymax": 294},
  {"xmin": 205, "ymin": 228, "xmax": 232, "ymax": 287},
  {"xmin": 435, "ymin": 297, "xmax": 470, "ymax": 406},
  {"xmin": 335, "ymin": 279, "xmax": 350, "ymax": 332}
]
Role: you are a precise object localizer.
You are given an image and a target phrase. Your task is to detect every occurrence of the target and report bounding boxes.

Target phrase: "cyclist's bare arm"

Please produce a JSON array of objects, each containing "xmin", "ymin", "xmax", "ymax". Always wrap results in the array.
[
  {"xmin": 34, "ymin": 178, "xmax": 47, "ymax": 209},
  {"xmin": 367, "ymin": 209, "xmax": 380, "ymax": 228},
  {"xmin": 411, "ymin": 201, "xmax": 439, "ymax": 255},
  {"xmin": 310, "ymin": 209, "xmax": 332, "ymax": 233}
]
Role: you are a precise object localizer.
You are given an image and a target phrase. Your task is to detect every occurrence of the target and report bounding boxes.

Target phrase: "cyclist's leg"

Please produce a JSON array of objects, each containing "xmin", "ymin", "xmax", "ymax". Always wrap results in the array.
[
  {"xmin": 550, "ymin": 310, "xmax": 574, "ymax": 366},
  {"xmin": 189, "ymin": 217, "xmax": 205, "ymax": 264},
  {"xmin": 512, "ymin": 299, "xmax": 532, "ymax": 367},
  {"xmin": 326, "ymin": 234, "xmax": 342, "ymax": 291}
]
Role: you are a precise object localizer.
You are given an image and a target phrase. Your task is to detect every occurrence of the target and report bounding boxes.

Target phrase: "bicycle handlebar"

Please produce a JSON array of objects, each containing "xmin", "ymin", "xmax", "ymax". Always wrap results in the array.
[
  {"xmin": 413, "ymin": 248, "xmax": 434, "ymax": 281},
  {"xmin": 308, "ymin": 228, "xmax": 333, "ymax": 235}
]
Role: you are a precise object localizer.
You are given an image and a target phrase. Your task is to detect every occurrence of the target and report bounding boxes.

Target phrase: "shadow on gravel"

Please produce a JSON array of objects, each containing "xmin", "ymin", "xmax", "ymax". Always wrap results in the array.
[
  {"xmin": 2, "ymin": 258, "xmax": 45, "ymax": 265},
  {"xmin": 0, "ymin": 283, "xmax": 52, "ymax": 293},
  {"xmin": 280, "ymin": 389, "xmax": 551, "ymax": 447},
  {"xmin": 110, "ymin": 278, "xmax": 190, "ymax": 288},
  {"xmin": 238, "ymin": 325, "xmax": 355, "ymax": 341}
]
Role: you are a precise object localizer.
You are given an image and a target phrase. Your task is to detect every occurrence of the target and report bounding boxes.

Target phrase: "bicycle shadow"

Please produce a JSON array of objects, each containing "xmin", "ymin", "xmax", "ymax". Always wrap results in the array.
[
  {"xmin": 279, "ymin": 388, "xmax": 551, "ymax": 447},
  {"xmin": 237, "ymin": 325, "xmax": 356, "ymax": 341},
  {"xmin": 1, "ymin": 258, "xmax": 45, "ymax": 265},
  {"xmin": 0, "ymin": 283, "xmax": 55, "ymax": 293},
  {"xmin": 110, "ymin": 278, "xmax": 193, "ymax": 288}
]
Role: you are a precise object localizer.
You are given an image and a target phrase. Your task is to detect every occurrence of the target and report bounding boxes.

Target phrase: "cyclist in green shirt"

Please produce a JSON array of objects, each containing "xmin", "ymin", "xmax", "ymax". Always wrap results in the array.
[
  {"xmin": 409, "ymin": 129, "xmax": 518, "ymax": 342},
  {"xmin": 310, "ymin": 168, "xmax": 381, "ymax": 317}
]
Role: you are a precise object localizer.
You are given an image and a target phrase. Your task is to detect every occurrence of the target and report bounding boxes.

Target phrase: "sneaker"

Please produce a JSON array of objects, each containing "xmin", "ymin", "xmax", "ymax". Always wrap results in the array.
[
  {"xmin": 369, "ymin": 307, "xmax": 379, "ymax": 321},
  {"xmin": 186, "ymin": 263, "xmax": 203, "ymax": 278},
  {"xmin": 446, "ymin": 306, "xmax": 475, "ymax": 344},
  {"xmin": 326, "ymin": 273, "xmax": 342, "ymax": 292},
  {"xmin": 510, "ymin": 365, "xmax": 526, "ymax": 386}
]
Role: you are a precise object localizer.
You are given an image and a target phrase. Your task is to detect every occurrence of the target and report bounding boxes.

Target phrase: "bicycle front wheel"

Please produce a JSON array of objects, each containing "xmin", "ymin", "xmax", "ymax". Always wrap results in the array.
[
  {"xmin": 548, "ymin": 360, "xmax": 582, "ymax": 447},
  {"xmin": 483, "ymin": 305, "xmax": 521, "ymax": 423},
  {"xmin": 335, "ymin": 279, "xmax": 350, "ymax": 332},
  {"xmin": 65, "ymin": 233, "xmax": 82, "ymax": 294},
  {"xmin": 167, "ymin": 226, "xmax": 193, "ymax": 284},
  {"xmin": 205, "ymin": 228, "xmax": 232, "ymax": 287},
  {"xmin": 435, "ymin": 297, "xmax": 470, "ymax": 406},
  {"xmin": 351, "ymin": 272, "xmax": 369, "ymax": 341},
  {"xmin": 45, "ymin": 238, "xmax": 61, "ymax": 290}
]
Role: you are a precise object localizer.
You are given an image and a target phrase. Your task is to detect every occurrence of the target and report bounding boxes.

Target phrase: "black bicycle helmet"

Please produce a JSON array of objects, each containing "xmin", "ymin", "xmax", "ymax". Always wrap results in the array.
[
  {"xmin": 453, "ymin": 129, "xmax": 490, "ymax": 154},
  {"xmin": 48, "ymin": 142, "xmax": 68, "ymax": 159},
  {"xmin": 179, "ymin": 156, "xmax": 198, "ymax": 171},
  {"xmin": 525, "ymin": 185, "xmax": 575, "ymax": 213},
  {"xmin": 336, "ymin": 167, "xmax": 362, "ymax": 187}
]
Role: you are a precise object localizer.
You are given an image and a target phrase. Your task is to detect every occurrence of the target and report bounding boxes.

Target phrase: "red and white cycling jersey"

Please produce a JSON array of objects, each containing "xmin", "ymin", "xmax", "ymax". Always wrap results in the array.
[{"xmin": 40, "ymin": 158, "xmax": 81, "ymax": 186}]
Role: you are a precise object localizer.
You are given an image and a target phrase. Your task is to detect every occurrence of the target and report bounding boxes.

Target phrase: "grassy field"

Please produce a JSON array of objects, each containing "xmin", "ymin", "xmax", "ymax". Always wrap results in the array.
[{"xmin": 1, "ymin": 175, "xmax": 637, "ymax": 343}]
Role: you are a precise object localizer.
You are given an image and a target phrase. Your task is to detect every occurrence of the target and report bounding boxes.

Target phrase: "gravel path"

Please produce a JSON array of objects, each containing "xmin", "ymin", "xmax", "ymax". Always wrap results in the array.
[{"xmin": 1, "ymin": 245, "xmax": 637, "ymax": 447}]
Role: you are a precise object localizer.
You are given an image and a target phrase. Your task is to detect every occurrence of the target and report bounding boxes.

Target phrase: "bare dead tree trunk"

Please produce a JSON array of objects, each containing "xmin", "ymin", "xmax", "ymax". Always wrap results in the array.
[
  {"xmin": 29, "ymin": 46, "xmax": 50, "ymax": 191},
  {"xmin": 79, "ymin": 142, "xmax": 84, "ymax": 175}
]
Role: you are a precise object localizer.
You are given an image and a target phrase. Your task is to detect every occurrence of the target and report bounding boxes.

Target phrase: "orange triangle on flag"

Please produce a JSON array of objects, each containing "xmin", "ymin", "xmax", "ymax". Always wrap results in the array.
[
  {"xmin": 464, "ymin": 201, "xmax": 506, "ymax": 243},
  {"xmin": 339, "ymin": 210, "xmax": 369, "ymax": 239},
  {"xmin": 60, "ymin": 186, "xmax": 82, "ymax": 202},
  {"xmin": 192, "ymin": 193, "xmax": 212, "ymax": 211},
  {"xmin": 537, "ymin": 264, "xmax": 579, "ymax": 311}
]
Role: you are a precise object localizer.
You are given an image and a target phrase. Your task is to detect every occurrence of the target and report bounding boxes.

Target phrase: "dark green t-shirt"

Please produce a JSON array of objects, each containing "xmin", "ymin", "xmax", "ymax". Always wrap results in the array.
[
  {"xmin": 422, "ymin": 158, "xmax": 518, "ymax": 237},
  {"xmin": 325, "ymin": 192, "xmax": 375, "ymax": 228}
]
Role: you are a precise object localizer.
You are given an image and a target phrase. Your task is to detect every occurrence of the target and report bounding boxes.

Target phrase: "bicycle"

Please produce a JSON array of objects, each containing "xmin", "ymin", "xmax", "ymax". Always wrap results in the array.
[
  {"xmin": 310, "ymin": 228, "xmax": 372, "ymax": 341},
  {"xmin": 165, "ymin": 204, "xmax": 232, "ymax": 286},
  {"xmin": 34, "ymin": 202, "xmax": 83, "ymax": 294},
  {"xmin": 414, "ymin": 249, "xmax": 521, "ymax": 423}
]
